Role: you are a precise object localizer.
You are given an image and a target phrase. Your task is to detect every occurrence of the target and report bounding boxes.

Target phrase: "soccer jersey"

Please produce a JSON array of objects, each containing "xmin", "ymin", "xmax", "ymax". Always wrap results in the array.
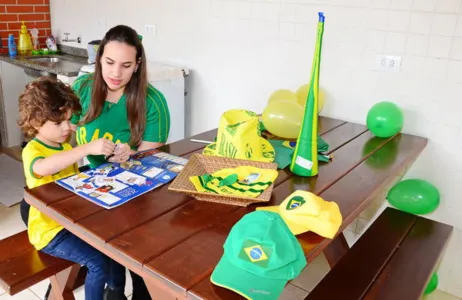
[
  {"xmin": 71, "ymin": 74, "xmax": 171, "ymax": 167},
  {"xmin": 22, "ymin": 138, "xmax": 78, "ymax": 250}
]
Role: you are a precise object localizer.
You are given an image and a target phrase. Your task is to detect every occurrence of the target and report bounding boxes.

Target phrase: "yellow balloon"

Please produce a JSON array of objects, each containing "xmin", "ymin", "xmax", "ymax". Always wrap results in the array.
[
  {"xmin": 262, "ymin": 100, "xmax": 304, "ymax": 139},
  {"xmin": 268, "ymin": 89, "xmax": 298, "ymax": 104},
  {"xmin": 295, "ymin": 84, "xmax": 326, "ymax": 112}
]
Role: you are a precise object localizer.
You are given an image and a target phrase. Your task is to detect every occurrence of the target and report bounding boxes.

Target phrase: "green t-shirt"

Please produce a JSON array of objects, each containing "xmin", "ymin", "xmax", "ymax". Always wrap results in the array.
[{"xmin": 71, "ymin": 74, "xmax": 170, "ymax": 167}]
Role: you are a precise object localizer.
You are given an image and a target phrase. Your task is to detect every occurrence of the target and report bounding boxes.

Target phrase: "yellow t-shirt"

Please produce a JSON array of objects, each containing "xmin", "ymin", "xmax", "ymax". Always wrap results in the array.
[{"xmin": 23, "ymin": 138, "xmax": 79, "ymax": 250}]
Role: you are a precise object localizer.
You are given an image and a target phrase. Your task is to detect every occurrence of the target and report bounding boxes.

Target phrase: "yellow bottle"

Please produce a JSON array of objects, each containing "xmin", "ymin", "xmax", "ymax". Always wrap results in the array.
[{"xmin": 18, "ymin": 21, "xmax": 33, "ymax": 56}]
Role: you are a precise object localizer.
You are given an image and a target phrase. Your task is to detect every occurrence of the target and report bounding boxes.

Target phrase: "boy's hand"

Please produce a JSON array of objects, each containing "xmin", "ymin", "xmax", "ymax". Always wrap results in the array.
[
  {"xmin": 108, "ymin": 143, "xmax": 131, "ymax": 163},
  {"xmin": 85, "ymin": 138, "xmax": 115, "ymax": 156}
]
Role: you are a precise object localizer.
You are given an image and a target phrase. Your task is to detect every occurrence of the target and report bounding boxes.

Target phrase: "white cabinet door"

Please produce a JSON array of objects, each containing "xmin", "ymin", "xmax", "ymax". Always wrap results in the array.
[{"xmin": 0, "ymin": 61, "xmax": 27, "ymax": 147}]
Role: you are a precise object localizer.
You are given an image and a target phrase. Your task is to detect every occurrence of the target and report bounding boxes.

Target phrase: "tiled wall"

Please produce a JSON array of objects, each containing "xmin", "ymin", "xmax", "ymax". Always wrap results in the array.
[
  {"xmin": 0, "ymin": 0, "xmax": 51, "ymax": 49},
  {"xmin": 50, "ymin": 0, "xmax": 462, "ymax": 297}
]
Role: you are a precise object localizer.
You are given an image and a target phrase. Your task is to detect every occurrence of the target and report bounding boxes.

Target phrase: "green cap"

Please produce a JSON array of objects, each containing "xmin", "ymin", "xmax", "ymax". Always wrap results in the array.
[{"xmin": 211, "ymin": 211, "xmax": 307, "ymax": 300}]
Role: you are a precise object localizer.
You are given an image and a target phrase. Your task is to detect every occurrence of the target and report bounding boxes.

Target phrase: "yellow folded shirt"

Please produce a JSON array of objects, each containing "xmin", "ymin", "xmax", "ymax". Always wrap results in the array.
[{"xmin": 190, "ymin": 166, "xmax": 278, "ymax": 198}]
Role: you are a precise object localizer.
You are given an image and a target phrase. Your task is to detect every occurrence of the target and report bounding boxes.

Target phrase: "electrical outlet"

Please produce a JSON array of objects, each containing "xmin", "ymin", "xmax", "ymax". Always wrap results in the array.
[
  {"xmin": 144, "ymin": 24, "xmax": 157, "ymax": 37},
  {"xmin": 375, "ymin": 55, "xmax": 402, "ymax": 72}
]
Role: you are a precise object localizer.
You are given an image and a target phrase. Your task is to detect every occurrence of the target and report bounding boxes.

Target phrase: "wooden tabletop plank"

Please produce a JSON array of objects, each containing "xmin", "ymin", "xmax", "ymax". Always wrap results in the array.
[
  {"xmin": 363, "ymin": 215, "xmax": 453, "ymax": 300},
  {"xmin": 48, "ymin": 195, "xmax": 104, "ymax": 224},
  {"xmin": 274, "ymin": 122, "xmax": 367, "ymax": 187},
  {"xmin": 75, "ymin": 189, "xmax": 192, "ymax": 242},
  {"xmin": 185, "ymin": 133, "xmax": 427, "ymax": 300},
  {"xmin": 109, "ymin": 200, "xmax": 241, "ymax": 263},
  {"xmin": 147, "ymin": 209, "xmax": 249, "ymax": 295},
  {"xmin": 269, "ymin": 132, "xmax": 393, "ymax": 204},
  {"xmin": 144, "ymin": 129, "xmax": 395, "ymax": 296},
  {"xmin": 158, "ymin": 129, "xmax": 217, "ymax": 156},
  {"xmin": 314, "ymin": 134, "xmax": 427, "ymax": 235},
  {"xmin": 25, "ymin": 183, "xmax": 74, "ymax": 207}
]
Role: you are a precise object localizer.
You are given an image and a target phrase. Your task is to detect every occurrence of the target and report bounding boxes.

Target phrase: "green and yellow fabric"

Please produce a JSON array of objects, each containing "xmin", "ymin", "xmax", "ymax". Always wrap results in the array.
[
  {"xmin": 203, "ymin": 110, "xmax": 275, "ymax": 163},
  {"xmin": 189, "ymin": 166, "xmax": 278, "ymax": 198}
]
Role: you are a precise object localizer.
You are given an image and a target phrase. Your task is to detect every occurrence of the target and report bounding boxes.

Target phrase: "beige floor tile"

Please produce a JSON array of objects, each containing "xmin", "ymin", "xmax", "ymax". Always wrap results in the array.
[
  {"xmin": 343, "ymin": 230, "xmax": 359, "ymax": 247},
  {"xmin": 279, "ymin": 284, "xmax": 309, "ymax": 300},
  {"xmin": 125, "ymin": 268, "xmax": 134, "ymax": 297},
  {"xmin": 73, "ymin": 286, "xmax": 85, "ymax": 300},
  {"xmin": 0, "ymin": 154, "xmax": 25, "ymax": 207},
  {"xmin": 424, "ymin": 289, "xmax": 461, "ymax": 300},
  {"xmin": 290, "ymin": 254, "xmax": 330, "ymax": 292},
  {"xmin": 0, "ymin": 289, "xmax": 40, "ymax": 299},
  {"xmin": 27, "ymin": 279, "xmax": 50, "ymax": 300},
  {"xmin": 0, "ymin": 204, "xmax": 26, "ymax": 240}
]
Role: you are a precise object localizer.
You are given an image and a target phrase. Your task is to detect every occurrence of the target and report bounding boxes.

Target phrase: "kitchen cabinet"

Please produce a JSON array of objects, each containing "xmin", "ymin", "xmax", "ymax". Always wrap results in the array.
[{"xmin": 0, "ymin": 61, "xmax": 28, "ymax": 148}]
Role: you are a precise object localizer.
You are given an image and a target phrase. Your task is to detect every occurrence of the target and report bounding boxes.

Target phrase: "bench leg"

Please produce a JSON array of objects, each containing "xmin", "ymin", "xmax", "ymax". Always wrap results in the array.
[
  {"xmin": 323, "ymin": 233, "xmax": 350, "ymax": 268},
  {"xmin": 48, "ymin": 264, "xmax": 80, "ymax": 300}
]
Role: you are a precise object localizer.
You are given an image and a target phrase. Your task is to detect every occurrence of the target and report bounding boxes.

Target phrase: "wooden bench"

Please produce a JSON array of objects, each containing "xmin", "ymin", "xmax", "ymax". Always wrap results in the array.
[
  {"xmin": 305, "ymin": 207, "xmax": 453, "ymax": 300},
  {"xmin": 0, "ymin": 230, "xmax": 81, "ymax": 300}
]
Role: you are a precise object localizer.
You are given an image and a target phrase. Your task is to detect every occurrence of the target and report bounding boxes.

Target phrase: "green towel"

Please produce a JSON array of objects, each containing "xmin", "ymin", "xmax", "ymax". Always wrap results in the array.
[{"xmin": 269, "ymin": 136, "xmax": 331, "ymax": 169}]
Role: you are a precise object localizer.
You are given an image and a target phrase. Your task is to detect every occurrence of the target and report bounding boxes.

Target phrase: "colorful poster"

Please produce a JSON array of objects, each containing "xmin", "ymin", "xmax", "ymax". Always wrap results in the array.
[{"xmin": 56, "ymin": 149, "xmax": 188, "ymax": 209}]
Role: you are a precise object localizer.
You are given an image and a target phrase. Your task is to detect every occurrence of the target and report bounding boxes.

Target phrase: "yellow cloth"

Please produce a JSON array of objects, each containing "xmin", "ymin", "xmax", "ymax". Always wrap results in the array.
[
  {"xmin": 23, "ymin": 138, "xmax": 79, "ymax": 250},
  {"xmin": 257, "ymin": 190, "xmax": 342, "ymax": 238},
  {"xmin": 190, "ymin": 166, "xmax": 278, "ymax": 198},
  {"xmin": 202, "ymin": 109, "xmax": 275, "ymax": 163}
]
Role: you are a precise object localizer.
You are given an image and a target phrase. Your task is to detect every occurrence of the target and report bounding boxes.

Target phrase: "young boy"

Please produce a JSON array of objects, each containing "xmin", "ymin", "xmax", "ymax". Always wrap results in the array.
[{"xmin": 18, "ymin": 77, "xmax": 126, "ymax": 300}]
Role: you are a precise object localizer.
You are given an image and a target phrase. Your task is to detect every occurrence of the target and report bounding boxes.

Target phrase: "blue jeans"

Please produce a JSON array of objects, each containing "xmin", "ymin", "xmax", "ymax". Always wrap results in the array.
[{"xmin": 41, "ymin": 229, "xmax": 126, "ymax": 300}]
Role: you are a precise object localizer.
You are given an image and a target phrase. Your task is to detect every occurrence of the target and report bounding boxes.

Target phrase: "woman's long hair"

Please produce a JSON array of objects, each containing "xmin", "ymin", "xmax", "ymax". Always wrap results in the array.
[{"xmin": 79, "ymin": 25, "xmax": 147, "ymax": 147}]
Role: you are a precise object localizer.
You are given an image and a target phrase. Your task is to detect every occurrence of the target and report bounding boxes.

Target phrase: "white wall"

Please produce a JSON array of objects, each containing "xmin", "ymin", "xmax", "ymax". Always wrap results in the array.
[{"xmin": 50, "ymin": 0, "xmax": 462, "ymax": 296}]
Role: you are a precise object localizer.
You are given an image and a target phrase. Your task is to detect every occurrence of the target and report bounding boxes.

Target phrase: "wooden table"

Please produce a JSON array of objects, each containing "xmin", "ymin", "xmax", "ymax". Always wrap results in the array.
[{"xmin": 24, "ymin": 117, "xmax": 427, "ymax": 299}]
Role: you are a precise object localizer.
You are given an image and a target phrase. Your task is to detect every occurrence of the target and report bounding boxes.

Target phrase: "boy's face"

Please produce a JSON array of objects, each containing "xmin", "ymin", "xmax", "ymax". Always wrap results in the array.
[{"xmin": 36, "ymin": 111, "xmax": 72, "ymax": 145}]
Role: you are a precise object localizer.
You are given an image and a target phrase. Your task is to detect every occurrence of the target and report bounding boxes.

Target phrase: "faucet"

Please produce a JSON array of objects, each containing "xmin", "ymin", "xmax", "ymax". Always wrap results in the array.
[{"xmin": 62, "ymin": 32, "xmax": 81, "ymax": 43}]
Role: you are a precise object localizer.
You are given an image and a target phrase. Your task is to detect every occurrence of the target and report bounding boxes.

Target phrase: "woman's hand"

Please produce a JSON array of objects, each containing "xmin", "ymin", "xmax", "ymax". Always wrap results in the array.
[
  {"xmin": 108, "ymin": 143, "xmax": 131, "ymax": 163},
  {"xmin": 85, "ymin": 138, "xmax": 115, "ymax": 156}
]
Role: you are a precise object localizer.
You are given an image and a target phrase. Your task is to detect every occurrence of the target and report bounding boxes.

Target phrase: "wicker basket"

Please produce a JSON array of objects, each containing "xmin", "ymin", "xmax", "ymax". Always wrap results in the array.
[{"xmin": 168, "ymin": 154, "xmax": 278, "ymax": 207}]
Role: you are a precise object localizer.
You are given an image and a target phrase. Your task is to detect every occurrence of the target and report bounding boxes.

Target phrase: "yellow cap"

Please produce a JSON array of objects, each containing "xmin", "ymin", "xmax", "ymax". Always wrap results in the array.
[{"xmin": 256, "ymin": 190, "xmax": 342, "ymax": 239}]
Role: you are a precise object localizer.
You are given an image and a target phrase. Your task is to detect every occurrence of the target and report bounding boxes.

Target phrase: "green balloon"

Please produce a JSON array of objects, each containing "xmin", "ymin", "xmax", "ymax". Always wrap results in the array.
[
  {"xmin": 424, "ymin": 272, "xmax": 438, "ymax": 295},
  {"xmin": 387, "ymin": 179, "xmax": 440, "ymax": 215},
  {"xmin": 367, "ymin": 101, "xmax": 404, "ymax": 138}
]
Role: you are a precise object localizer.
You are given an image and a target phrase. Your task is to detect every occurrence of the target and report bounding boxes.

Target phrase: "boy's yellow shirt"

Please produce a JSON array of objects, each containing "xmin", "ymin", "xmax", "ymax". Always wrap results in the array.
[{"xmin": 22, "ymin": 138, "xmax": 79, "ymax": 250}]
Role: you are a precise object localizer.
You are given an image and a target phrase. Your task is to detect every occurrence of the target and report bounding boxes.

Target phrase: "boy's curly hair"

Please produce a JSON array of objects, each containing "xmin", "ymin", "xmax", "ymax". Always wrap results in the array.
[{"xmin": 18, "ymin": 77, "xmax": 82, "ymax": 138}]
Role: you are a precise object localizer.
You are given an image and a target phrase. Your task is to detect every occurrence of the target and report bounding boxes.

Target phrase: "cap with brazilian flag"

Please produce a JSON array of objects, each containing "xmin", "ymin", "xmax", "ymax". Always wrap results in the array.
[
  {"xmin": 257, "ymin": 190, "xmax": 342, "ymax": 239},
  {"xmin": 211, "ymin": 210, "xmax": 306, "ymax": 300}
]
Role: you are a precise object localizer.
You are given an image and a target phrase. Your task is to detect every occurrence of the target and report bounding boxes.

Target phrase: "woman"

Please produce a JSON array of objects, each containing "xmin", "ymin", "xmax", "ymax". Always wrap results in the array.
[{"xmin": 71, "ymin": 24, "xmax": 171, "ymax": 300}]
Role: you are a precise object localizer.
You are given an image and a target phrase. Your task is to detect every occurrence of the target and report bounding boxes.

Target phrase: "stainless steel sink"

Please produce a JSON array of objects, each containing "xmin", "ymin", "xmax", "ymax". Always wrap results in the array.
[
  {"xmin": 21, "ymin": 55, "xmax": 86, "ymax": 78},
  {"xmin": 27, "ymin": 57, "xmax": 60, "ymax": 63}
]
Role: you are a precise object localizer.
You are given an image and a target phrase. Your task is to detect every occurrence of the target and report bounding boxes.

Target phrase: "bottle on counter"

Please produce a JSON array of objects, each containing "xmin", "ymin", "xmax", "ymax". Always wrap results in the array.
[
  {"xmin": 18, "ymin": 21, "xmax": 33, "ymax": 55},
  {"xmin": 8, "ymin": 34, "xmax": 17, "ymax": 58}
]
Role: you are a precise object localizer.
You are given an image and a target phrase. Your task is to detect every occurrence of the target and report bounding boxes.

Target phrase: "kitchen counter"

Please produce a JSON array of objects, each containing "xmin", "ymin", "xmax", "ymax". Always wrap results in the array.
[{"xmin": 0, "ymin": 53, "xmax": 87, "ymax": 77}]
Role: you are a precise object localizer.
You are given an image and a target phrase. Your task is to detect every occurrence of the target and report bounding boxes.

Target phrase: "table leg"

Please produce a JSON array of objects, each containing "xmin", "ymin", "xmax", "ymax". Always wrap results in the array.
[
  {"xmin": 323, "ymin": 232, "xmax": 350, "ymax": 268},
  {"xmin": 48, "ymin": 264, "xmax": 81, "ymax": 300}
]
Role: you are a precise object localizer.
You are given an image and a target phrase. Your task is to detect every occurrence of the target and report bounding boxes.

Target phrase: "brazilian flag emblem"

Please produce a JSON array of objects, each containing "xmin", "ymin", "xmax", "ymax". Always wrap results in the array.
[
  {"xmin": 286, "ymin": 196, "xmax": 306, "ymax": 210},
  {"xmin": 239, "ymin": 240, "xmax": 272, "ymax": 268}
]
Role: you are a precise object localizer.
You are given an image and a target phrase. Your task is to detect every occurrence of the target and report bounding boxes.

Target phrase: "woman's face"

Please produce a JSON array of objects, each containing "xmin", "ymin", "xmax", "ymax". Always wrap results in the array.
[{"xmin": 100, "ymin": 41, "xmax": 138, "ymax": 92}]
